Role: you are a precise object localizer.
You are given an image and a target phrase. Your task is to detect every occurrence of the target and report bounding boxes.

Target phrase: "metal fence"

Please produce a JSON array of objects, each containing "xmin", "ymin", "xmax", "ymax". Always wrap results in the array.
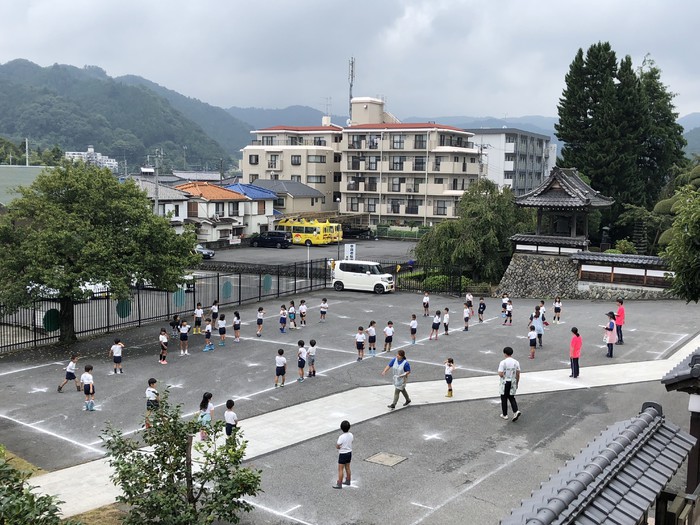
[
  {"xmin": 377, "ymin": 261, "xmax": 492, "ymax": 297},
  {"xmin": 0, "ymin": 259, "xmax": 329, "ymax": 353}
]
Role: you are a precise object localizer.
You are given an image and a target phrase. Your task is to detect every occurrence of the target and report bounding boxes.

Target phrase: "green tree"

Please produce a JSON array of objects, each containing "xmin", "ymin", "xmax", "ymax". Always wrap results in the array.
[
  {"xmin": 662, "ymin": 185, "xmax": 700, "ymax": 302},
  {"xmin": 555, "ymin": 48, "xmax": 589, "ymax": 171},
  {"xmin": 0, "ymin": 161, "xmax": 199, "ymax": 342},
  {"xmin": 102, "ymin": 391, "xmax": 262, "ymax": 525},
  {"xmin": 0, "ymin": 446, "xmax": 81, "ymax": 524},
  {"xmin": 415, "ymin": 180, "xmax": 532, "ymax": 282}
]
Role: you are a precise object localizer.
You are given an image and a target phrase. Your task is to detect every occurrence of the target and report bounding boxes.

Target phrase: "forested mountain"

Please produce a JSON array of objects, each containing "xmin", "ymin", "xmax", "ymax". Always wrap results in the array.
[
  {"xmin": 678, "ymin": 112, "xmax": 700, "ymax": 132},
  {"xmin": 117, "ymin": 75, "xmax": 252, "ymax": 157},
  {"xmin": 684, "ymin": 127, "xmax": 700, "ymax": 158},
  {"xmin": 227, "ymin": 105, "xmax": 347, "ymax": 129},
  {"xmin": 0, "ymin": 60, "xmax": 230, "ymax": 170}
]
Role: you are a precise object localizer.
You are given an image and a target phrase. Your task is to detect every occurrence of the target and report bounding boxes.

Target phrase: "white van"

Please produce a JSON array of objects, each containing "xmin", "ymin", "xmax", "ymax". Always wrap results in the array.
[{"xmin": 332, "ymin": 260, "xmax": 395, "ymax": 294}]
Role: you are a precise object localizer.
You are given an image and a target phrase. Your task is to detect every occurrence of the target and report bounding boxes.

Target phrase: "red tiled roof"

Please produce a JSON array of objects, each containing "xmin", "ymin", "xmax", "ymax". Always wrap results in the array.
[
  {"xmin": 257, "ymin": 125, "xmax": 344, "ymax": 133},
  {"xmin": 174, "ymin": 182, "xmax": 248, "ymax": 201},
  {"xmin": 346, "ymin": 122, "xmax": 467, "ymax": 132}
]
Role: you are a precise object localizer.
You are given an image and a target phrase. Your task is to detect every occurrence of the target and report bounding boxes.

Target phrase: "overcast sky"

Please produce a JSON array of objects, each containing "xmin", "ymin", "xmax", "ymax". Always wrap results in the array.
[{"xmin": 1, "ymin": 0, "xmax": 698, "ymax": 119}]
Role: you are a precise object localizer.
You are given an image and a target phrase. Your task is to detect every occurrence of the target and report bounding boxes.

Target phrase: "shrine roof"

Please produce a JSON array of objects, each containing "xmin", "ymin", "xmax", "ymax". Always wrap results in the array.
[{"xmin": 516, "ymin": 167, "xmax": 615, "ymax": 210}]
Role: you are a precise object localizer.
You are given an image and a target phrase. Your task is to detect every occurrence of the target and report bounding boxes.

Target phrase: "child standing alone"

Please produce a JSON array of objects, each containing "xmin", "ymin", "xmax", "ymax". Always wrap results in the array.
[
  {"xmin": 383, "ymin": 321, "xmax": 394, "ymax": 353},
  {"xmin": 430, "ymin": 310, "xmax": 441, "ymax": 340},
  {"xmin": 256, "ymin": 307, "xmax": 265, "ymax": 337},
  {"xmin": 279, "ymin": 305, "xmax": 287, "ymax": 333},
  {"xmin": 274, "ymin": 349, "xmax": 287, "ymax": 387},
  {"xmin": 158, "ymin": 328, "xmax": 168, "ymax": 364},
  {"xmin": 355, "ymin": 327, "xmax": 366, "ymax": 361},
  {"xmin": 109, "ymin": 338, "xmax": 125, "ymax": 374},
  {"xmin": 224, "ymin": 399, "xmax": 238, "ymax": 437},
  {"xmin": 409, "ymin": 314, "xmax": 418, "ymax": 344},
  {"xmin": 478, "ymin": 297, "xmax": 486, "ymax": 323},
  {"xmin": 58, "ymin": 354, "xmax": 81, "ymax": 392},
  {"xmin": 80, "ymin": 364, "xmax": 96, "ymax": 411},
  {"xmin": 217, "ymin": 314, "xmax": 227, "ymax": 346},
  {"xmin": 444, "ymin": 357, "xmax": 455, "ymax": 398},
  {"xmin": 332, "ymin": 420, "xmax": 354, "ymax": 489},
  {"xmin": 203, "ymin": 318, "xmax": 213, "ymax": 352},
  {"xmin": 422, "ymin": 292, "xmax": 430, "ymax": 317}
]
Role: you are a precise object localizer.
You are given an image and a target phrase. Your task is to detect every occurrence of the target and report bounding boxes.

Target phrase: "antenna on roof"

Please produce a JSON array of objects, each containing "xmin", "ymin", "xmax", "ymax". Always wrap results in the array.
[{"xmin": 348, "ymin": 57, "xmax": 355, "ymax": 124}]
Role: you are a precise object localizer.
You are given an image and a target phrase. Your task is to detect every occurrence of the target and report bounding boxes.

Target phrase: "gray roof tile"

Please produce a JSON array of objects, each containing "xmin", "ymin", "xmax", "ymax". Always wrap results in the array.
[{"xmin": 516, "ymin": 167, "xmax": 615, "ymax": 210}]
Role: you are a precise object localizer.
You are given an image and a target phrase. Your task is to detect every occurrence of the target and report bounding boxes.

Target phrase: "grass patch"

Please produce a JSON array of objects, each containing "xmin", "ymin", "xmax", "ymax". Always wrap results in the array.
[
  {"xmin": 4, "ymin": 449, "xmax": 45, "ymax": 477},
  {"xmin": 67, "ymin": 504, "xmax": 126, "ymax": 525}
]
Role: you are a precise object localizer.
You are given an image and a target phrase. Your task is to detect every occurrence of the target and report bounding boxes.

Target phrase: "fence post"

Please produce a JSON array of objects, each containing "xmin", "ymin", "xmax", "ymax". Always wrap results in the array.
[
  {"xmin": 136, "ymin": 287, "xmax": 142, "ymax": 327},
  {"xmin": 277, "ymin": 265, "xmax": 280, "ymax": 298},
  {"xmin": 238, "ymin": 271, "xmax": 242, "ymax": 306},
  {"xmin": 294, "ymin": 262, "xmax": 297, "ymax": 294}
]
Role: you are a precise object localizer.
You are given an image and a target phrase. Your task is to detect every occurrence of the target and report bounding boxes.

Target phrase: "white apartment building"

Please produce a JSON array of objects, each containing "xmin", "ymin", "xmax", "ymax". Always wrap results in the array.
[
  {"xmin": 64, "ymin": 145, "xmax": 119, "ymax": 171},
  {"xmin": 341, "ymin": 98, "xmax": 480, "ymax": 226},
  {"xmin": 464, "ymin": 128, "xmax": 556, "ymax": 195},
  {"xmin": 239, "ymin": 120, "xmax": 344, "ymax": 212}
]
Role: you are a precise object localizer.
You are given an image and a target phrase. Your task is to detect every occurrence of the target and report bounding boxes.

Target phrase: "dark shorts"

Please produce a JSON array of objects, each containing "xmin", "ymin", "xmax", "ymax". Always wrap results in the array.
[
  {"xmin": 506, "ymin": 312, "xmax": 512, "ymax": 318},
  {"xmin": 146, "ymin": 400, "xmax": 159, "ymax": 411},
  {"xmin": 225, "ymin": 423, "xmax": 236, "ymax": 436},
  {"xmin": 432, "ymin": 322, "xmax": 440, "ymax": 330},
  {"xmin": 554, "ymin": 307, "xmax": 561, "ymax": 313},
  {"xmin": 194, "ymin": 318, "xmax": 202, "ymax": 327},
  {"xmin": 479, "ymin": 307, "xmax": 486, "ymax": 314},
  {"xmin": 443, "ymin": 323, "xmax": 449, "ymax": 329},
  {"xmin": 466, "ymin": 300, "xmax": 473, "ymax": 307},
  {"xmin": 180, "ymin": 333, "xmax": 188, "ymax": 341},
  {"xmin": 410, "ymin": 328, "xmax": 417, "ymax": 335},
  {"xmin": 83, "ymin": 384, "xmax": 94, "ymax": 396},
  {"xmin": 445, "ymin": 374, "xmax": 453, "ymax": 384},
  {"xmin": 205, "ymin": 331, "xmax": 211, "ymax": 339},
  {"xmin": 338, "ymin": 452, "xmax": 352, "ymax": 465},
  {"xmin": 300, "ymin": 312, "xmax": 306, "ymax": 319},
  {"xmin": 280, "ymin": 318, "xmax": 287, "ymax": 325},
  {"xmin": 356, "ymin": 342, "xmax": 364, "ymax": 350},
  {"xmin": 320, "ymin": 310, "xmax": 327, "ymax": 316},
  {"xmin": 368, "ymin": 335, "xmax": 376, "ymax": 344},
  {"xmin": 212, "ymin": 312, "xmax": 219, "ymax": 321},
  {"xmin": 298, "ymin": 358, "xmax": 306, "ymax": 368},
  {"xmin": 257, "ymin": 318, "xmax": 263, "ymax": 325},
  {"xmin": 502, "ymin": 303, "xmax": 507, "ymax": 310},
  {"xmin": 276, "ymin": 366, "xmax": 286, "ymax": 377},
  {"xmin": 219, "ymin": 327, "xmax": 226, "ymax": 335},
  {"xmin": 161, "ymin": 342, "xmax": 168, "ymax": 350},
  {"xmin": 464, "ymin": 316, "xmax": 470, "ymax": 323},
  {"xmin": 385, "ymin": 336, "xmax": 393, "ymax": 343},
  {"xmin": 66, "ymin": 371, "xmax": 76, "ymax": 381},
  {"xmin": 233, "ymin": 324, "xmax": 240, "ymax": 331},
  {"xmin": 529, "ymin": 340, "xmax": 537, "ymax": 347},
  {"xmin": 113, "ymin": 356, "xmax": 122, "ymax": 364}
]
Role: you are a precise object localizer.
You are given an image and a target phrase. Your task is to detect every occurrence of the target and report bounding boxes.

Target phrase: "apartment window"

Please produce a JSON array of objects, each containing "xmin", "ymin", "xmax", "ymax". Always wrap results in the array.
[
  {"xmin": 250, "ymin": 174, "xmax": 259, "ymax": 183},
  {"xmin": 313, "ymin": 137, "xmax": 326, "ymax": 146},
  {"xmin": 187, "ymin": 201, "xmax": 198, "ymax": 218},
  {"xmin": 333, "ymin": 135, "xmax": 342, "ymax": 143},
  {"xmin": 257, "ymin": 201, "xmax": 265, "ymax": 214},
  {"xmin": 367, "ymin": 156, "xmax": 379, "ymax": 171},
  {"xmin": 262, "ymin": 136, "xmax": 274, "ymax": 145},
  {"xmin": 505, "ymin": 154, "xmax": 515, "ymax": 162},
  {"xmin": 334, "ymin": 153, "xmax": 342, "ymax": 163},
  {"xmin": 157, "ymin": 203, "xmax": 165, "ymax": 216},
  {"xmin": 291, "ymin": 155, "xmax": 301, "ymax": 165},
  {"xmin": 434, "ymin": 156, "xmax": 443, "ymax": 171},
  {"xmin": 434, "ymin": 177, "xmax": 444, "ymax": 184},
  {"xmin": 215, "ymin": 203, "xmax": 225, "ymax": 215},
  {"xmin": 369, "ymin": 135, "xmax": 381, "ymax": 149},
  {"xmin": 270, "ymin": 172, "xmax": 279, "ymax": 180},
  {"xmin": 219, "ymin": 229, "xmax": 231, "ymax": 240},
  {"xmin": 504, "ymin": 172, "xmax": 514, "ymax": 180},
  {"xmin": 413, "ymin": 156, "xmax": 426, "ymax": 171},
  {"xmin": 406, "ymin": 200, "xmax": 420, "ymax": 214},
  {"xmin": 390, "ymin": 199, "xmax": 401, "ymax": 214},
  {"xmin": 506, "ymin": 135, "xmax": 516, "ymax": 143},
  {"xmin": 249, "ymin": 154, "xmax": 259, "ymax": 165},
  {"xmin": 390, "ymin": 156, "xmax": 405, "ymax": 171},
  {"xmin": 391, "ymin": 177, "xmax": 401, "ymax": 192},
  {"xmin": 307, "ymin": 155, "xmax": 326, "ymax": 163},
  {"xmin": 291, "ymin": 175, "xmax": 301, "ymax": 182},
  {"xmin": 391, "ymin": 134, "xmax": 405, "ymax": 149},
  {"xmin": 366, "ymin": 198, "xmax": 378, "ymax": 212},
  {"xmin": 366, "ymin": 177, "xmax": 378, "ymax": 192},
  {"xmin": 307, "ymin": 175, "xmax": 326, "ymax": 183},
  {"xmin": 274, "ymin": 197, "xmax": 285, "ymax": 207},
  {"xmin": 349, "ymin": 197, "xmax": 360, "ymax": 212},
  {"xmin": 349, "ymin": 156, "xmax": 361, "ymax": 170},
  {"xmin": 470, "ymin": 157, "xmax": 476, "ymax": 163},
  {"xmin": 434, "ymin": 200, "xmax": 447, "ymax": 216},
  {"xmin": 321, "ymin": 197, "xmax": 326, "ymax": 204},
  {"xmin": 414, "ymin": 134, "xmax": 427, "ymax": 149},
  {"xmin": 228, "ymin": 202, "xmax": 239, "ymax": 216},
  {"xmin": 349, "ymin": 134, "xmax": 365, "ymax": 149},
  {"xmin": 268, "ymin": 154, "xmax": 279, "ymax": 169},
  {"xmin": 334, "ymin": 172, "xmax": 342, "ymax": 182},
  {"xmin": 173, "ymin": 204, "xmax": 180, "ymax": 217}
]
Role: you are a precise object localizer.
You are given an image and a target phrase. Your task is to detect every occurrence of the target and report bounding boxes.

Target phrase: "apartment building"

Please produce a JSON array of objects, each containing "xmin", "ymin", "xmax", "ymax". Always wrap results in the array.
[
  {"xmin": 64, "ymin": 145, "xmax": 119, "ymax": 171},
  {"xmin": 341, "ymin": 98, "xmax": 480, "ymax": 226},
  {"xmin": 464, "ymin": 128, "xmax": 556, "ymax": 195},
  {"xmin": 239, "ymin": 120, "xmax": 344, "ymax": 212}
]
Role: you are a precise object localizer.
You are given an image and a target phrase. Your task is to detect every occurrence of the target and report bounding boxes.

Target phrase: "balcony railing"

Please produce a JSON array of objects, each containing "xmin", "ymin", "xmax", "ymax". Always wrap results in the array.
[
  {"xmin": 365, "ymin": 183, "xmax": 377, "ymax": 192},
  {"xmin": 406, "ymin": 206, "xmax": 419, "ymax": 215}
]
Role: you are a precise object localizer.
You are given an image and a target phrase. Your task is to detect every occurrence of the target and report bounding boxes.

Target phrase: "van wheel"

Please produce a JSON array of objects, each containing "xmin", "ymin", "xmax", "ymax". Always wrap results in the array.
[
  {"xmin": 252, "ymin": 241, "xmax": 259, "ymax": 247},
  {"xmin": 373, "ymin": 284, "xmax": 385, "ymax": 294},
  {"xmin": 275, "ymin": 242, "xmax": 282, "ymax": 249},
  {"xmin": 334, "ymin": 281, "xmax": 344, "ymax": 291},
  {"xmin": 305, "ymin": 239, "xmax": 312, "ymax": 246}
]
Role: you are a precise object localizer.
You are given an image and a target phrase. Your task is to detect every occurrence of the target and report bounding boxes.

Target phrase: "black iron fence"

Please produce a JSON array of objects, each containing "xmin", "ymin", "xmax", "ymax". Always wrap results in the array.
[{"xmin": 0, "ymin": 259, "xmax": 329, "ymax": 353}]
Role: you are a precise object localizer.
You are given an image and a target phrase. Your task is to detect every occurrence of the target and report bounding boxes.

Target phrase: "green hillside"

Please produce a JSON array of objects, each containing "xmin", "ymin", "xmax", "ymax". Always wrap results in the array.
[
  {"xmin": 117, "ymin": 75, "xmax": 252, "ymax": 157},
  {"xmin": 684, "ymin": 127, "xmax": 700, "ymax": 158},
  {"xmin": 0, "ymin": 59, "xmax": 231, "ymax": 170}
]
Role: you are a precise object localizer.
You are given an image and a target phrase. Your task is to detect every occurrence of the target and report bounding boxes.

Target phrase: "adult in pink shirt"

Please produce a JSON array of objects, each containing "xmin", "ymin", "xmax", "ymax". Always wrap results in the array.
[
  {"xmin": 615, "ymin": 298, "xmax": 625, "ymax": 345},
  {"xmin": 569, "ymin": 327, "xmax": 582, "ymax": 378}
]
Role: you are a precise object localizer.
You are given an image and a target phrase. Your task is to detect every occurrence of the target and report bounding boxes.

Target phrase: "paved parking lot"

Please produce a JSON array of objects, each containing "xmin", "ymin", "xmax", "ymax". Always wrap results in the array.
[{"xmin": 2, "ymin": 287, "xmax": 699, "ymax": 524}]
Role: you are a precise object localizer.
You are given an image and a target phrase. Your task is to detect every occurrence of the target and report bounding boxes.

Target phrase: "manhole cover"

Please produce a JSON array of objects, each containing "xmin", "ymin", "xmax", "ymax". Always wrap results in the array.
[{"xmin": 365, "ymin": 452, "xmax": 407, "ymax": 467}]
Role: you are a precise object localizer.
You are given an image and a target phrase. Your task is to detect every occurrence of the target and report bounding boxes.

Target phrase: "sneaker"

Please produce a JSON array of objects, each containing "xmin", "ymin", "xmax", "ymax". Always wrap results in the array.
[
  {"xmin": 343, "ymin": 479, "xmax": 351, "ymax": 486},
  {"xmin": 77, "ymin": 385, "xmax": 81, "ymax": 391},
  {"xmin": 110, "ymin": 371, "xmax": 116, "ymax": 375},
  {"xmin": 387, "ymin": 405, "xmax": 395, "ymax": 409},
  {"xmin": 280, "ymin": 383, "xmax": 285, "ymax": 387},
  {"xmin": 403, "ymin": 400, "xmax": 411, "ymax": 407},
  {"xmin": 57, "ymin": 386, "xmax": 63, "ymax": 393},
  {"xmin": 275, "ymin": 384, "xmax": 279, "ymax": 388},
  {"xmin": 499, "ymin": 414, "xmax": 509, "ymax": 420},
  {"xmin": 180, "ymin": 352, "xmax": 185, "ymax": 356},
  {"xmin": 332, "ymin": 483, "xmax": 342, "ymax": 489},
  {"xmin": 185, "ymin": 351, "xmax": 190, "ymax": 355},
  {"xmin": 257, "ymin": 333, "xmax": 261, "ymax": 337},
  {"xmin": 512, "ymin": 411, "xmax": 521, "ymax": 422},
  {"xmin": 162, "ymin": 360, "xmax": 167, "ymax": 365},
  {"xmin": 298, "ymin": 377, "xmax": 304, "ymax": 382}
]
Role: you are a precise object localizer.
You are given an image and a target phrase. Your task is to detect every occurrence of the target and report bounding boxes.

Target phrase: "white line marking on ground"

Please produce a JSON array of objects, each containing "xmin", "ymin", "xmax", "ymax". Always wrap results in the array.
[
  {"xmin": 246, "ymin": 500, "xmax": 314, "ymax": 525},
  {"xmin": 495, "ymin": 449, "xmax": 519, "ymax": 457},
  {"xmin": 0, "ymin": 362, "xmax": 65, "ymax": 377},
  {"xmin": 283, "ymin": 504, "xmax": 302, "ymax": 514},
  {"xmin": 411, "ymin": 502, "xmax": 435, "ymax": 510},
  {"xmin": 423, "ymin": 433, "xmax": 443, "ymax": 441},
  {"xmin": 30, "ymin": 387, "xmax": 49, "ymax": 393},
  {"xmin": 0, "ymin": 414, "xmax": 104, "ymax": 454}
]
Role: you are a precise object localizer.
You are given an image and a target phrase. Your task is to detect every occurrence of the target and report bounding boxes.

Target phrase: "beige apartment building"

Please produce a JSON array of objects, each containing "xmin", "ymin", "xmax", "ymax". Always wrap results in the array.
[
  {"xmin": 341, "ymin": 97, "xmax": 480, "ymax": 226},
  {"xmin": 239, "ymin": 120, "xmax": 344, "ymax": 212}
]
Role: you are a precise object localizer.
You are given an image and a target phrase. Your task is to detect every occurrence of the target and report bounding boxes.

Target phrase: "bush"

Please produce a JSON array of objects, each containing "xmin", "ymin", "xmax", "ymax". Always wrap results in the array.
[
  {"xmin": 653, "ymin": 196, "xmax": 678, "ymax": 215},
  {"xmin": 614, "ymin": 239, "xmax": 637, "ymax": 254},
  {"xmin": 604, "ymin": 249, "xmax": 623, "ymax": 254},
  {"xmin": 658, "ymin": 228, "xmax": 675, "ymax": 246}
]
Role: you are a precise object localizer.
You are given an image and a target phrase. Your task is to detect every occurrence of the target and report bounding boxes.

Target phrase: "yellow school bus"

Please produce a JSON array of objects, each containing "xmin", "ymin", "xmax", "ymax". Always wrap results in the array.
[{"xmin": 276, "ymin": 218, "xmax": 343, "ymax": 246}]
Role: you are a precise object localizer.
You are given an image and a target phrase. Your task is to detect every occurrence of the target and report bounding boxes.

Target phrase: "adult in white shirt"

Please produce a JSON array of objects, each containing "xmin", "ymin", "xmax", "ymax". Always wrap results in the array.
[{"xmin": 498, "ymin": 347, "xmax": 521, "ymax": 421}]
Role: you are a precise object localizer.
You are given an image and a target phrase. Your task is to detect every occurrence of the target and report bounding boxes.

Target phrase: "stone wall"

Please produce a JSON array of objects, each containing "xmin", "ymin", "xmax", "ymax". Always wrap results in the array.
[
  {"xmin": 497, "ymin": 253, "xmax": 579, "ymax": 299},
  {"xmin": 497, "ymin": 253, "xmax": 677, "ymax": 300}
]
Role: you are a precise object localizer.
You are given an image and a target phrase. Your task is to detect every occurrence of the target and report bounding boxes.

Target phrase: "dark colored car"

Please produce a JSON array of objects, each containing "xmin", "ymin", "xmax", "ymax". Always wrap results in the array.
[
  {"xmin": 195, "ymin": 244, "xmax": 215, "ymax": 259},
  {"xmin": 250, "ymin": 231, "xmax": 292, "ymax": 249}
]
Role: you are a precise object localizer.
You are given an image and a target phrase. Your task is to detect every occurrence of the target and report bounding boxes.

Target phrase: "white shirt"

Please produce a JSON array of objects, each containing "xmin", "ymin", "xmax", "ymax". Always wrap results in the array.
[
  {"xmin": 383, "ymin": 325, "xmax": 394, "ymax": 337},
  {"xmin": 367, "ymin": 326, "xmax": 376, "ymax": 337},
  {"xmin": 145, "ymin": 386, "xmax": 158, "ymax": 401},
  {"xmin": 279, "ymin": 309, "xmax": 287, "ymax": 318},
  {"xmin": 211, "ymin": 304, "xmax": 219, "ymax": 314},
  {"xmin": 299, "ymin": 304, "xmax": 307, "ymax": 315},
  {"xmin": 205, "ymin": 323, "xmax": 212, "ymax": 333},
  {"xmin": 528, "ymin": 330, "xmax": 537, "ymax": 341},
  {"xmin": 233, "ymin": 315, "xmax": 240, "ymax": 325},
  {"xmin": 66, "ymin": 360, "xmax": 77, "ymax": 374},
  {"xmin": 553, "ymin": 301, "xmax": 562, "ymax": 309},
  {"xmin": 257, "ymin": 311, "xmax": 264, "ymax": 321},
  {"xmin": 275, "ymin": 355, "xmax": 287, "ymax": 367},
  {"xmin": 409, "ymin": 319, "xmax": 417, "ymax": 330},
  {"xmin": 110, "ymin": 343, "xmax": 123, "ymax": 357},
  {"xmin": 337, "ymin": 431, "xmax": 354, "ymax": 454},
  {"xmin": 298, "ymin": 347, "xmax": 308, "ymax": 360},
  {"xmin": 217, "ymin": 319, "xmax": 226, "ymax": 329},
  {"xmin": 224, "ymin": 410, "xmax": 238, "ymax": 426},
  {"xmin": 320, "ymin": 301, "xmax": 328, "ymax": 311},
  {"xmin": 466, "ymin": 293, "xmax": 473, "ymax": 302},
  {"xmin": 179, "ymin": 325, "xmax": 190, "ymax": 335},
  {"xmin": 506, "ymin": 304, "xmax": 513, "ymax": 313},
  {"xmin": 307, "ymin": 345, "xmax": 317, "ymax": 356},
  {"xmin": 464, "ymin": 308, "xmax": 470, "ymax": 319},
  {"xmin": 443, "ymin": 312, "xmax": 450, "ymax": 324},
  {"xmin": 433, "ymin": 313, "xmax": 441, "ymax": 324},
  {"xmin": 194, "ymin": 308, "xmax": 203, "ymax": 318},
  {"xmin": 159, "ymin": 334, "xmax": 168, "ymax": 345},
  {"xmin": 422, "ymin": 295, "xmax": 430, "ymax": 306},
  {"xmin": 80, "ymin": 372, "xmax": 93, "ymax": 385},
  {"xmin": 355, "ymin": 333, "xmax": 366, "ymax": 343},
  {"xmin": 498, "ymin": 356, "xmax": 520, "ymax": 382},
  {"xmin": 288, "ymin": 306, "xmax": 295, "ymax": 316},
  {"xmin": 445, "ymin": 363, "xmax": 454, "ymax": 375}
]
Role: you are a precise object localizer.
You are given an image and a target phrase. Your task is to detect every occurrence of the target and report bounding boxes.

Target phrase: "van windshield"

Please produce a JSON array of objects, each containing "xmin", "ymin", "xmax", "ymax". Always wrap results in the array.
[{"xmin": 368, "ymin": 264, "xmax": 384, "ymax": 275}]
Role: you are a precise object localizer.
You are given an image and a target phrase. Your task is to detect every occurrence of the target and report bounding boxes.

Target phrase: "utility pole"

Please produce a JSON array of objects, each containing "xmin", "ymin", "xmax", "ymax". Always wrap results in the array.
[
  {"xmin": 348, "ymin": 57, "xmax": 355, "ymax": 124},
  {"xmin": 154, "ymin": 149, "xmax": 161, "ymax": 215},
  {"xmin": 25, "ymin": 138, "xmax": 29, "ymax": 166}
]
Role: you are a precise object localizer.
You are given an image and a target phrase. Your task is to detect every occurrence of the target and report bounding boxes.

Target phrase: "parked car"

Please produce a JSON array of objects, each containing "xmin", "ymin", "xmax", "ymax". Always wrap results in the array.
[
  {"xmin": 249, "ymin": 231, "xmax": 292, "ymax": 249},
  {"xmin": 194, "ymin": 244, "xmax": 215, "ymax": 259}
]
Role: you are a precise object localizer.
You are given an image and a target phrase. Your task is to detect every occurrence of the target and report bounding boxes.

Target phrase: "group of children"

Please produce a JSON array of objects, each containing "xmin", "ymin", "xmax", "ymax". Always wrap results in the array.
[
  {"xmin": 166, "ymin": 301, "xmax": 242, "ymax": 359},
  {"xmin": 57, "ymin": 354, "xmax": 97, "ymax": 411},
  {"xmin": 273, "ymin": 339, "xmax": 319, "ymax": 387}
]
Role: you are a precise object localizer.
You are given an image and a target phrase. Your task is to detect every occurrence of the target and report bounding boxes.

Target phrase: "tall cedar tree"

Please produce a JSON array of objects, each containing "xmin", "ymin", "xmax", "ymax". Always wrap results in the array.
[
  {"xmin": 555, "ymin": 49, "xmax": 588, "ymax": 170},
  {"xmin": 0, "ymin": 161, "xmax": 200, "ymax": 342}
]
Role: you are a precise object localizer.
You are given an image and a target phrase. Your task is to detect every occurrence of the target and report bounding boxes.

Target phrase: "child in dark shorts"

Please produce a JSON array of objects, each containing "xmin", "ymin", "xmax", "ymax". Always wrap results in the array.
[
  {"xmin": 58, "ymin": 354, "xmax": 80, "ymax": 392},
  {"xmin": 333, "ymin": 420, "xmax": 353, "ymax": 489},
  {"xmin": 274, "ymin": 348, "xmax": 286, "ymax": 387}
]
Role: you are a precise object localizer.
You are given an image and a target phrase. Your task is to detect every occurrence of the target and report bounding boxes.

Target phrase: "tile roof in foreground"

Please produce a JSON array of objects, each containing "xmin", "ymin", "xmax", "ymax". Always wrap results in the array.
[
  {"xmin": 501, "ymin": 402, "xmax": 694, "ymax": 525},
  {"xmin": 174, "ymin": 182, "xmax": 248, "ymax": 201},
  {"xmin": 516, "ymin": 167, "xmax": 615, "ymax": 210}
]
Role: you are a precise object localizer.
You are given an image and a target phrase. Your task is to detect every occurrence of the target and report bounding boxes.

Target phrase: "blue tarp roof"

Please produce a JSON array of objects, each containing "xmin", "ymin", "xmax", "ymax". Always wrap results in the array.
[{"xmin": 224, "ymin": 182, "xmax": 277, "ymax": 200}]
